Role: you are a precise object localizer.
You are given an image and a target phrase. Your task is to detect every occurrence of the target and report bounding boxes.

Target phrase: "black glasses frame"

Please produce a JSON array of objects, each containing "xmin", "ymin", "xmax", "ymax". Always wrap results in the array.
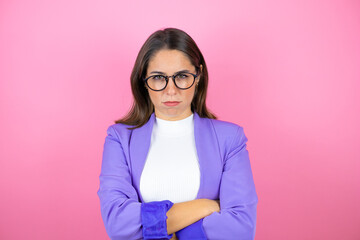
[{"xmin": 144, "ymin": 72, "xmax": 198, "ymax": 91}]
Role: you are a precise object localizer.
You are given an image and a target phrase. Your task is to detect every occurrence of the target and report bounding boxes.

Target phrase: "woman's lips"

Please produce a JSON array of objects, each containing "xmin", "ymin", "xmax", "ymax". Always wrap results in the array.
[{"xmin": 163, "ymin": 101, "xmax": 180, "ymax": 106}]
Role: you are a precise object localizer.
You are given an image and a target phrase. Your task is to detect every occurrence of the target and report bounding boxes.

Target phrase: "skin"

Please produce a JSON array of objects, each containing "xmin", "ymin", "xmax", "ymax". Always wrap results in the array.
[
  {"xmin": 145, "ymin": 49, "xmax": 220, "ymax": 237},
  {"xmin": 145, "ymin": 49, "xmax": 200, "ymax": 121},
  {"xmin": 167, "ymin": 199, "xmax": 220, "ymax": 238}
]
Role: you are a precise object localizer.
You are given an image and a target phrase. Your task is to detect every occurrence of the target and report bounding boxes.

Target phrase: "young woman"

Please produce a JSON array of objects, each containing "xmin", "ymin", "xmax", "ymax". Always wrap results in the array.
[{"xmin": 97, "ymin": 28, "xmax": 258, "ymax": 240}]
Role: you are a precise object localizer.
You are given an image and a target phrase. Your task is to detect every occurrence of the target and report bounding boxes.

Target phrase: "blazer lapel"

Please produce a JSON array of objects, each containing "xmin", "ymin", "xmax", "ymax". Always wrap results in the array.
[
  {"xmin": 194, "ymin": 112, "xmax": 223, "ymax": 199},
  {"xmin": 129, "ymin": 113, "xmax": 155, "ymax": 202}
]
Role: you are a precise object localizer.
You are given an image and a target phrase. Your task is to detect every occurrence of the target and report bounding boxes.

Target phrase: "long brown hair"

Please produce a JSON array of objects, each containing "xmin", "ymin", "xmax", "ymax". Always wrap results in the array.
[{"xmin": 115, "ymin": 28, "xmax": 216, "ymax": 129}]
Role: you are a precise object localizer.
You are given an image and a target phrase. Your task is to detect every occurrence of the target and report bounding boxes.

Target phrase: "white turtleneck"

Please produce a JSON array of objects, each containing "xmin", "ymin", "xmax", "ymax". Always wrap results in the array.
[{"xmin": 139, "ymin": 114, "xmax": 200, "ymax": 204}]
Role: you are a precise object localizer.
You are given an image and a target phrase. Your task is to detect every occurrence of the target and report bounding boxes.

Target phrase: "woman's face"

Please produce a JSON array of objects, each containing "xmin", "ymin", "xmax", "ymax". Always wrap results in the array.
[{"xmin": 145, "ymin": 49, "xmax": 199, "ymax": 121}]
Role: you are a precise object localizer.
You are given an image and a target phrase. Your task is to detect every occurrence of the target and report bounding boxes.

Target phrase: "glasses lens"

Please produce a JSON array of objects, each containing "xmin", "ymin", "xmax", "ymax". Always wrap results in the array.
[
  {"xmin": 174, "ymin": 73, "xmax": 195, "ymax": 89},
  {"xmin": 147, "ymin": 75, "xmax": 167, "ymax": 90}
]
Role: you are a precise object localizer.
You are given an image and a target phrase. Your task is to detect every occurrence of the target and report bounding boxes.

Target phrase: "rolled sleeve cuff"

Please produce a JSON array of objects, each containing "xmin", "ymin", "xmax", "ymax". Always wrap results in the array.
[
  {"xmin": 141, "ymin": 200, "xmax": 174, "ymax": 239},
  {"xmin": 176, "ymin": 219, "xmax": 207, "ymax": 240}
]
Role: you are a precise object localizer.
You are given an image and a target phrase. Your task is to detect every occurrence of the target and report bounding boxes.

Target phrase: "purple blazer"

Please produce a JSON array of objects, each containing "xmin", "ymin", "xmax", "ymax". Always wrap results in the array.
[{"xmin": 97, "ymin": 112, "xmax": 258, "ymax": 239}]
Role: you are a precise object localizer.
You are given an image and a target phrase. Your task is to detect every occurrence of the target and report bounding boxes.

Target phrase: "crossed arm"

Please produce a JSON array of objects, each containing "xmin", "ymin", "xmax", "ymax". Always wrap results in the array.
[
  {"xmin": 98, "ymin": 125, "xmax": 257, "ymax": 239},
  {"xmin": 167, "ymin": 199, "xmax": 220, "ymax": 234}
]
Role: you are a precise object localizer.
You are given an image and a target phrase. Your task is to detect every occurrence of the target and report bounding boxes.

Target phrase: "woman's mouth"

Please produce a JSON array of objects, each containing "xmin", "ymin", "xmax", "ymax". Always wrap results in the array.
[{"xmin": 163, "ymin": 101, "xmax": 180, "ymax": 106}]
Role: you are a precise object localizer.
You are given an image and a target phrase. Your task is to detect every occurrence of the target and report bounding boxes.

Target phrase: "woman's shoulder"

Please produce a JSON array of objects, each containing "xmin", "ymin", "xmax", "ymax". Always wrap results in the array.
[
  {"xmin": 107, "ymin": 122, "xmax": 134, "ymax": 131},
  {"xmin": 206, "ymin": 117, "xmax": 248, "ymax": 146},
  {"xmin": 200, "ymin": 117, "xmax": 248, "ymax": 157},
  {"xmin": 104, "ymin": 122, "xmax": 134, "ymax": 141},
  {"xmin": 207, "ymin": 117, "xmax": 245, "ymax": 135}
]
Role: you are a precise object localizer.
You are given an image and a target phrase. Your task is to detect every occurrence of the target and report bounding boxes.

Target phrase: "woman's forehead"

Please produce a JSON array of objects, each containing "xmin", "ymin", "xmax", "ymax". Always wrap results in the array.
[{"xmin": 147, "ymin": 49, "xmax": 195, "ymax": 74}]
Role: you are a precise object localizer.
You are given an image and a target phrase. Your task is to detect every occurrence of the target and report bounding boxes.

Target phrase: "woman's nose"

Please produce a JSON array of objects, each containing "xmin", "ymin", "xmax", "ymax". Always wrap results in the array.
[{"xmin": 165, "ymin": 78, "xmax": 178, "ymax": 95}]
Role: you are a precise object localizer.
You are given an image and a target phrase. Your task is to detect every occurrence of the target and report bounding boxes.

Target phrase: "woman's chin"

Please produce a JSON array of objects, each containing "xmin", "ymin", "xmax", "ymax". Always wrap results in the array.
[{"xmin": 155, "ymin": 109, "xmax": 190, "ymax": 121}]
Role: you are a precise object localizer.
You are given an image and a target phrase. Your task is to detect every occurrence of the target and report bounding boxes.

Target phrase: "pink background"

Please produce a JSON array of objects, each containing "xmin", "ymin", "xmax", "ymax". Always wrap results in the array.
[{"xmin": 1, "ymin": 0, "xmax": 359, "ymax": 239}]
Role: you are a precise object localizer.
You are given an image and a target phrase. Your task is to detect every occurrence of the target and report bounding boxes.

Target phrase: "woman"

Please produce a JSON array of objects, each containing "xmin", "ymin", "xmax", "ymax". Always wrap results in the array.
[{"xmin": 97, "ymin": 28, "xmax": 258, "ymax": 240}]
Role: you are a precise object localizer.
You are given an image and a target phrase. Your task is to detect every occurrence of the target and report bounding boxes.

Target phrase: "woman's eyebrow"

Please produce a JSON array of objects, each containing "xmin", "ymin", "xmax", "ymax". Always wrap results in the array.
[
  {"xmin": 149, "ymin": 69, "xmax": 191, "ymax": 75},
  {"xmin": 149, "ymin": 71, "xmax": 165, "ymax": 75},
  {"xmin": 174, "ymin": 69, "xmax": 191, "ymax": 75}
]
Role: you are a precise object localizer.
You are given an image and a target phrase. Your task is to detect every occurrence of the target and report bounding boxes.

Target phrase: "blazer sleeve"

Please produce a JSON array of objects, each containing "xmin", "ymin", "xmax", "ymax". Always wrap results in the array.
[
  {"xmin": 97, "ymin": 126, "xmax": 174, "ymax": 240},
  {"xmin": 202, "ymin": 126, "xmax": 258, "ymax": 240}
]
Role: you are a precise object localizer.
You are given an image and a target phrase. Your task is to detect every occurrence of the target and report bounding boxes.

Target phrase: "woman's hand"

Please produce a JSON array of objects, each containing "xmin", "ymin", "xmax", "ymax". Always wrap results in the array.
[
  {"xmin": 205, "ymin": 199, "xmax": 220, "ymax": 215},
  {"xmin": 166, "ymin": 199, "xmax": 221, "ymax": 234}
]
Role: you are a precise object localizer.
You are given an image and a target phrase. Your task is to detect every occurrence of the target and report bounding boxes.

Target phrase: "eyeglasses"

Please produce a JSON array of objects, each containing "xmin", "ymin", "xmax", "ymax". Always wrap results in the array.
[{"xmin": 144, "ymin": 72, "xmax": 198, "ymax": 91}]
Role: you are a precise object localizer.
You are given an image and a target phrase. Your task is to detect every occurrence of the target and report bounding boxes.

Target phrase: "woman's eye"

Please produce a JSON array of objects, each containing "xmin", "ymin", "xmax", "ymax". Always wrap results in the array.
[
  {"xmin": 176, "ymin": 74, "xmax": 189, "ymax": 79},
  {"xmin": 153, "ymin": 75, "xmax": 165, "ymax": 80}
]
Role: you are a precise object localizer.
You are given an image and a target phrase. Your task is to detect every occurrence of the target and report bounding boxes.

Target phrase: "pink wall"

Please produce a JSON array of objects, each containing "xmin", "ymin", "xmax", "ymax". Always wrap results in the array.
[{"xmin": 1, "ymin": 0, "xmax": 359, "ymax": 239}]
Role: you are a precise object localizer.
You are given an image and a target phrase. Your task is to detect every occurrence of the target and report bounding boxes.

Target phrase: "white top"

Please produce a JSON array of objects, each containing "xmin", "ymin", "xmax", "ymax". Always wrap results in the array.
[{"xmin": 139, "ymin": 114, "xmax": 201, "ymax": 203}]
